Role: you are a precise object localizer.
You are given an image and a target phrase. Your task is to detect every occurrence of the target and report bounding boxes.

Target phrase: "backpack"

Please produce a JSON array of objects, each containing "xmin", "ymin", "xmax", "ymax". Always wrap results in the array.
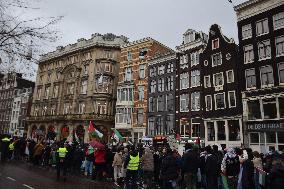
[{"xmin": 225, "ymin": 155, "xmax": 240, "ymax": 176}]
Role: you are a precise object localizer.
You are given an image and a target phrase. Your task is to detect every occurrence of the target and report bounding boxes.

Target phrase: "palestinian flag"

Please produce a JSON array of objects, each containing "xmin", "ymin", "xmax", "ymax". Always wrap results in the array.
[
  {"xmin": 112, "ymin": 129, "xmax": 123, "ymax": 142},
  {"xmin": 89, "ymin": 121, "xmax": 103, "ymax": 138}
]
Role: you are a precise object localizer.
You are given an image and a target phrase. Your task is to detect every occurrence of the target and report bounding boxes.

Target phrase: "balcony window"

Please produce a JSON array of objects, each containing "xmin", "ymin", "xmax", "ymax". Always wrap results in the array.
[
  {"xmin": 248, "ymin": 100, "xmax": 261, "ymax": 120},
  {"xmin": 158, "ymin": 78, "xmax": 165, "ymax": 92},
  {"xmin": 217, "ymin": 121, "xmax": 226, "ymax": 141},
  {"xmin": 276, "ymin": 36, "xmax": 284, "ymax": 57},
  {"xmin": 166, "ymin": 94, "xmax": 174, "ymax": 111},
  {"xmin": 205, "ymin": 95, "xmax": 212, "ymax": 111},
  {"xmin": 242, "ymin": 24, "xmax": 252, "ymax": 39},
  {"xmin": 117, "ymin": 87, "xmax": 133, "ymax": 102},
  {"xmin": 116, "ymin": 108, "xmax": 132, "ymax": 124},
  {"xmin": 226, "ymin": 70, "xmax": 234, "ymax": 83},
  {"xmin": 228, "ymin": 120, "xmax": 241, "ymax": 141},
  {"xmin": 256, "ymin": 18, "xmax": 269, "ymax": 36},
  {"xmin": 191, "ymin": 92, "xmax": 200, "ymax": 111},
  {"xmin": 80, "ymin": 80, "xmax": 87, "ymax": 94},
  {"xmin": 207, "ymin": 122, "xmax": 215, "ymax": 141},
  {"xmin": 258, "ymin": 40, "xmax": 271, "ymax": 60},
  {"xmin": 260, "ymin": 65, "xmax": 274, "ymax": 87},
  {"xmin": 124, "ymin": 67, "xmax": 132, "ymax": 82},
  {"xmin": 273, "ymin": 12, "xmax": 284, "ymax": 30},
  {"xmin": 244, "ymin": 44, "xmax": 254, "ymax": 63},
  {"xmin": 212, "ymin": 52, "xmax": 222, "ymax": 67},
  {"xmin": 137, "ymin": 108, "xmax": 144, "ymax": 125},
  {"xmin": 95, "ymin": 76, "xmax": 111, "ymax": 93},
  {"xmin": 228, "ymin": 91, "xmax": 236, "ymax": 108},
  {"xmin": 263, "ymin": 98, "xmax": 277, "ymax": 119},
  {"xmin": 204, "ymin": 75, "xmax": 211, "ymax": 88},
  {"xmin": 180, "ymin": 72, "xmax": 189, "ymax": 89},
  {"xmin": 157, "ymin": 95, "xmax": 164, "ymax": 112},
  {"xmin": 245, "ymin": 68, "xmax": 256, "ymax": 89},
  {"xmin": 138, "ymin": 86, "xmax": 144, "ymax": 101},
  {"xmin": 150, "ymin": 80, "xmax": 156, "ymax": 93},
  {"xmin": 214, "ymin": 93, "xmax": 225, "ymax": 109},
  {"xmin": 191, "ymin": 70, "xmax": 200, "ymax": 87},
  {"xmin": 180, "ymin": 94, "xmax": 189, "ymax": 112}
]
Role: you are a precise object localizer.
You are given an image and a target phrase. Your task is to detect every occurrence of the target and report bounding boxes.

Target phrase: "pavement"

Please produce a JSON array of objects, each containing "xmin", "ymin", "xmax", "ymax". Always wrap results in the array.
[{"xmin": 0, "ymin": 161, "xmax": 118, "ymax": 189}]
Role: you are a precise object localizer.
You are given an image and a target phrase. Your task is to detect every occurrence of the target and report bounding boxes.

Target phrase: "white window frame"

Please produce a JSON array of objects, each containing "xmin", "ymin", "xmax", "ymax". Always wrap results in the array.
[
  {"xmin": 245, "ymin": 68, "xmax": 256, "ymax": 90},
  {"xmin": 243, "ymin": 44, "xmax": 254, "ymax": 64},
  {"xmin": 78, "ymin": 103, "xmax": 85, "ymax": 114},
  {"xmin": 242, "ymin": 24, "xmax": 252, "ymax": 39},
  {"xmin": 204, "ymin": 75, "xmax": 211, "ymax": 88},
  {"xmin": 275, "ymin": 35, "xmax": 284, "ymax": 57},
  {"xmin": 228, "ymin": 91, "xmax": 236, "ymax": 108},
  {"xmin": 260, "ymin": 65, "xmax": 274, "ymax": 88},
  {"xmin": 180, "ymin": 54, "xmax": 188, "ymax": 69},
  {"xmin": 273, "ymin": 12, "xmax": 284, "ymax": 30},
  {"xmin": 180, "ymin": 94, "xmax": 189, "ymax": 112},
  {"xmin": 258, "ymin": 40, "xmax": 271, "ymax": 60},
  {"xmin": 191, "ymin": 92, "xmax": 200, "ymax": 111},
  {"xmin": 180, "ymin": 72, "xmax": 189, "ymax": 89},
  {"xmin": 124, "ymin": 67, "xmax": 132, "ymax": 82},
  {"xmin": 211, "ymin": 52, "xmax": 222, "ymax": 67},
  {"xmin": 139, "ymin": 64, "xmax": 145, "ymax": 79},
  {"xmin": 278, "ymin": 62, "xmax": 284, "ymax": 85},
  {"xmin": 205, "ymin": 95, "xmax": 212, "ymax": 111},
  {"xmin": 226, "ymin": 70, "xmax": 234, "ymax": 83},
  {"xmin": 214, "ymin": 92, "xmax": 226, "ymax": 110},
  {"xmin": 191, "ymin": 70, "xmax": 200, "ymax": 88},
  {"xmin": 212, "ymin": 38, "xmax": 219, "ymax": 50},
  {"xmin": 256, "ymin": 18, "xmax": 269, "ymax": 36},
  {"xmin": 213, "ymin": 72, "xmax": 224, "ymax": 87}
]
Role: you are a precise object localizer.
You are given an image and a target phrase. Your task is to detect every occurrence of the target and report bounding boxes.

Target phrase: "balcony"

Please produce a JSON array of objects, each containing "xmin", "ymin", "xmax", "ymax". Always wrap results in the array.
[
  {"xmin": 116, "ymin": 100, "xmax": 134, "ymax": 106},
  {"xmin": 115, "ymin": 123, "xmax": 132, "ymax": 130}
]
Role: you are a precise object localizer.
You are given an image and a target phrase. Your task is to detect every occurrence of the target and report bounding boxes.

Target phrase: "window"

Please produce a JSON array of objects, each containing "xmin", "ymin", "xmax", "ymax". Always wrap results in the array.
[
  {"xmin": 96, "ymin": 102, "xmax": 107, "ymax": 115},
  {"xmin": 258, "ymin": 40, "xmax": 271, "ymax": 60},
  {"xmin": 180, "ymin": 94, "xmax": 189, "ymax": 112},
  {"xmin": 166, "ymin": 115, "xmax": 174, "ymax": 135},
  {"xmin": 180, "ymin": 72, "xmax": 189, "ymax": 89},
  {"xmin": 124, "ymin": 67, "xmax": 132, "ymax": 82},
  {"xmin": 279, "ymin": 63, "xmax": 284, "ymax": 84},
  {"xmin": 83, "ymin": 65, "xmax": 89, "ymax": 75},
  {"xmin": 207, "ymin": 122, "xmax": 215, "ymax": 141},
  {"xmin": 256, "ymin": 18, "xmax": 269, "ymax": 36},
  {"xmin": 103, "ymin": 50, "xmax": 113, "ymax": 59},
  {"xmin": 273, "ymin": 12, "xmax": 284, "ymax": 30},
  {"xmin": 80, "ymin": 80, "xmax": 87, "ymax": 94},
  {"xmin": 139, "ymin": 48, "xmax": 148, "ymax": 60},
  {"xmin": 192, "ymin": 123, "xmax": 200, "ymax": 138},
  {"xmin": 149, "ymin": 67, "xmax": 156, "ymax": 77},
  {"xmin": 167, "ymin": 63, "xmax": 174, "ymax": 73},
  {"xmin": 212, "ymin": 53, "xmax": 222, "ymax": 67},
  {"xmin": 242, "ymin": 24, "xmax": 252, "ymax": 39},
  {"xmin": 148, "ymin": 97, "xmax": 155, "ymax": 113},
  {"xmin": 205, "ymin": 95, "xmax": 212, "ymax": 111},
  {"xmin": 166, "ymin": 76, "xmax": 174, "ymax": 91},
  {"xmin": 127, "ymin": 51, "xmax": 132, "ymax": 61},
  {"xmin": 150, "ymin": 80, "xmax": 156, "ymax": 93},
  {"xmin": 228, "ymin": 120, "xmax": 241, "ymax": 141},
  {"xmin": 191, "ymin": 70, "xmax": 200, "ymax": 87},
  {"xmin": 166, "ymin": 94, "xmax": 174, "ymax": 111},
  {"xmin": 213, "ymin": 72, "xmax": 224, "ymax": 86},
  {"xmin": 190, "ymin": 52, "xmax": 200, "ymax": 67},
  {"xmin": 263, "ymin": 98, "xmax": 277, "ymax": 119},
  {"xmin": 138, "ymin": 86, "xmax": 144, "ymax": 101},
  {"xmin": 158, "ymin": 65, "xmax": 165, "ymax": 75},
  {"xmin": 226, "ymin": 70, "xmax": 234, "ymax": 83},
  {"xmin": 204, "ymin": 75, "xmax": 211, "ymax": 88},
  {"xmin": 148, "ymin": 117, "xmax": 155, "ymax": 136},
  {"xmin": 244, "ymin": 45, "xmax": 254, "ymax": 63},
  {"xmin": 228, "ymin": 91, "xmax": 236, "ymax": 108},
  {"xmin": 180, "ymin": 54, "xmax": 188, "ymax": 69},
  {"xmin": 217, "ymin": 121, "xmax": 226, "ymax": 140},
  {"xmin": 63, "ymin": 103, "xmax": 72, "ymax": 114},
  {"xmin": 279, "ymin": 97, "xmax": 284, "ymax": 118},
  {"xmin": 36, "ymin": 88, "xmax": 42, "ymax": 100},
  {"xmin": 276, "ymin": 36, "xmax": 284, "ymax": 56},
  {"xmin": 212, "ymin": 38, "xmax": 219, "ymax": 49},
  {"xmin": 191, "ymin": 92, "xmax": 200, "ymax": 111},
  {"xmin": 67, "ymin": 83, "xmax": 74, "ymax": 94},
  {"xmin": 47, "ymin": 73, "xmax": 51, "ymax": 82},
  {"xmin": 51, "ymin": 105, "xmax": 56, "ymax": 115},
  {"xmin": 245, "ymin": 68, "xmax": 256, "ymax": 89},
  {"xmin": 250, "ymin": 133, "xmax": 259, "ymax": 144},
  {"xmin": 260, "ymin": 65, "xmax": 274, "ymax": 87},
  {"xmin": 78, "ymin": 103, "xmax": 85, "ymax": 114},
  {"xmin": 117, "ymin": 87, "xmax": 133, "ymax": 102},
  {"xmin": 44, "ymin": 86, "xmax": 50, "ymax": 99},
  {"xmin": 116, "ymin": 108, "xmax": 132, "ymax": 124},
  {"xmin": 137, "ymin": 64, "xmax": 145, "ymax": 79},
  {"xmin": 247, "ymin": 100, "xmax": 261, "ymax": 120},
  {"xmin": 52, "ymin": 85, "xmax": 59, "ymax": 98},
  {"xmin": 156, "ymin": 116, "xmax": 164, "ymax": 135},
  {"xmin": 157, "ymin": 95, "xmax": 164, "ymax": 112},
  {"xmin": 214, "ymin": 93, "xmax": 225, "ymax": 109},
  {"xmin": 137, "ymin": 108, "xmax": 144, "ymax": 125},
  {"xmin": 158, "ymin": 78, "xmax": 165, "ymax": 92}
]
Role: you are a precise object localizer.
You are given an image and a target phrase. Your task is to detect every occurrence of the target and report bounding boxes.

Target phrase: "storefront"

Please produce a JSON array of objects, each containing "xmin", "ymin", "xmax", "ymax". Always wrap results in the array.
[{"xmin": 246, "ymin": 121, "xmax": 284, "ymax": 153}]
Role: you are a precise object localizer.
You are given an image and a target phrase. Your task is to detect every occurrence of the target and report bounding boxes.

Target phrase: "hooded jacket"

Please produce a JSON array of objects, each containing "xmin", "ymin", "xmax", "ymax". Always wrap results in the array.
[{"xmin": 141, "ymin": 147, "xmax": 154, "ymax": 171}]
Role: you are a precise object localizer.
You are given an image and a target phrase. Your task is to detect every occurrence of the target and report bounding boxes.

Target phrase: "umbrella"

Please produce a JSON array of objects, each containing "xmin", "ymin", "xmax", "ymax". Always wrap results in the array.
[{"xmin": 89, "ymin": 139, "xmax": 105, "ymax": 149}]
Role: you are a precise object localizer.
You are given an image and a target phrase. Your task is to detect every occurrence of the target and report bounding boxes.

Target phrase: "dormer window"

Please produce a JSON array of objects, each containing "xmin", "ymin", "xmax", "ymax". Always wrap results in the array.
[
  {"xmin": 184, "ymin": 32, "xmax": 195, "ymax": 44},
  {"xmin": 212, "ymin": 38, "xmax": 219, "ymax": 50}
]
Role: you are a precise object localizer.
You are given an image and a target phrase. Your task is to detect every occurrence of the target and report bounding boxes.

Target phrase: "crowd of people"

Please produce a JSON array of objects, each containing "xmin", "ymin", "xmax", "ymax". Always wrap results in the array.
[{"xmin": 1, "ymin": 135, "xmax": 284, "ymax": 189}]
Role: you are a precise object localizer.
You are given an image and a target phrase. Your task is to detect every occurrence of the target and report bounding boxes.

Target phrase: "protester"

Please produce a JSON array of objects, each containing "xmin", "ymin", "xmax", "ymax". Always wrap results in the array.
[
  {"xmin": 124, "ymin": 146, "xmax": 140, "ymax": 189},
  {"xmin": 85, "ymin": 145, "xmax": 94, "ymax": 177},
  {"xmin": 205, "ymin": 145, "xmax": 219, "ymax": 189},
  {"xmin": 141, "ymin": 147, "xmax": 154, "ymax": 189},
  {"xmin": 112, "ymin": 147, "xmax": 123, "ymax": 185},
  {"xmin": 268, "ymin": 154, "xmax": 284, "ymax": 189},
  {"xmin": 253, "ymin": 151, "xmax": 263, "ymax": 189},
  {"xmin": 56, "ymin": 142, "xmax": 68, "ymax": 181}
]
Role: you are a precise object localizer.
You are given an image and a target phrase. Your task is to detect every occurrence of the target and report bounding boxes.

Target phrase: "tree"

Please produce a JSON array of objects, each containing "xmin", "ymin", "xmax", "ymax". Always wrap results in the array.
[{"xmin": 0, "ymin": 0, "xmax": 63, "ymax": 78}]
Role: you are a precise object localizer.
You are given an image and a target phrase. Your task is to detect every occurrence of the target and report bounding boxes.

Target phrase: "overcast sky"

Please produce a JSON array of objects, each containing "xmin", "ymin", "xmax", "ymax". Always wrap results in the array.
[{"xmin": 33, "ymin": 0, "xmax": 247, "ymax": 51}]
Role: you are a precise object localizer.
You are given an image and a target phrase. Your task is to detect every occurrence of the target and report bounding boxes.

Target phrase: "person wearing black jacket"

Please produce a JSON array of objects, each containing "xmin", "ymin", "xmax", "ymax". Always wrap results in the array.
[
  {"xmin": 124, "ymin": 147, "xmax": 140, "ymax": 189},
  {"xmin": 205, "ymin": 146, "xmax": 219, "ymax": 189},
  {"xmin": 182, "ymin": 143, "xmax": 201, "ymax": 189}
]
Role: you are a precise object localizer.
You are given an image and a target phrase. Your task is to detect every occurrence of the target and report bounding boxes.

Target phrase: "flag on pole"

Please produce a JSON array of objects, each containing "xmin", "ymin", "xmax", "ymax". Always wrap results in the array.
[
  {"xmin": 74, "ymin": 131, "xmax": 80, "ymax": 142},
  {"xmin": 88, "ymin": 121, "xmax": 95, "ymax": 133},
  {"xmin": 89, "ymin": 121, "xmax": 103, "ymax": 138},
  {"xmin": 112, "ymin": 129, "xmax": 123, "ymax": 142}
]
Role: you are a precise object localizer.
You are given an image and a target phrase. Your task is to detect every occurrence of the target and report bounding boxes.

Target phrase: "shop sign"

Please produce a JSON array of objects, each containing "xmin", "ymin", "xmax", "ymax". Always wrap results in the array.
[{"xmin": 247, "ymin": 122, "xmax": 284, "ymax": 131}]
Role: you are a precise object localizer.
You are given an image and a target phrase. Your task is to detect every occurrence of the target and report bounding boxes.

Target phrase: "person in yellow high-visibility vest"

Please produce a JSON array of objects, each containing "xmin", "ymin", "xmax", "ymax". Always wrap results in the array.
[
  {"xmin": 56, "ymin": 142, "xmax": 68, "ymax": 181},
  {"xmin": 1, "ymin": 136, "xmax": 11, "ymax": 162},
  {"xmin": 8, "ymin": 141, "xmax": 15, "ymax": 160},
  {"xmin": 124, "ymin": 146, "xmax": 140, "ymax": 189}
]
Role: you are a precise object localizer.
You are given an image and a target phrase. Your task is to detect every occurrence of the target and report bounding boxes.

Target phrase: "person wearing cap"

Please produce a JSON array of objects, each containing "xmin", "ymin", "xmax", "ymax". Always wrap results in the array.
[{"xmin": 56, "ymin": 142, "xmax": 68, "ymax": 181}]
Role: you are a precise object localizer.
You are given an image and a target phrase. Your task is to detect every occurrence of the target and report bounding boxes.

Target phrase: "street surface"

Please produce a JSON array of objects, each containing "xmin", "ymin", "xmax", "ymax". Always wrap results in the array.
[{"xmin": 0, "ymin": 161, "xmax": 117, "ymax": 189}]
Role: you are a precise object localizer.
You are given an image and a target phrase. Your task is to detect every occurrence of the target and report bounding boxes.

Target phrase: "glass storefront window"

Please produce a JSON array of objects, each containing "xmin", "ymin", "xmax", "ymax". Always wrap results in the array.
[
  {"xmin": 278, "ymin": 132, "xmax": 284, "ymax": 143},
  {"xmin": 266, "ymin": 132, "xmax": 276, "ymax": 143},
  {"xmin": 263, "ymin": 98, "xmax": 277, "ymax": 119},
  {"xmin": 248, "ymin": 100, "xmax": 261, "ymax": 120},
  {"xmin": 279, "ymin": 97, "xmax": 284, "ymax": 118},
  {"xmin": 217, "ymin": 121, "xmax": 226, "ymax": 140},
  {"xmin": 250, "ymin": 133, "xmax": 259, "ymax": 143},
  {"xmin": 207, "ymin": 122, "xmax": 215, "ymax": 141},
  {"xmin": 228, "ymin": 120, "xmax": 241, "ymax": 141}
]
